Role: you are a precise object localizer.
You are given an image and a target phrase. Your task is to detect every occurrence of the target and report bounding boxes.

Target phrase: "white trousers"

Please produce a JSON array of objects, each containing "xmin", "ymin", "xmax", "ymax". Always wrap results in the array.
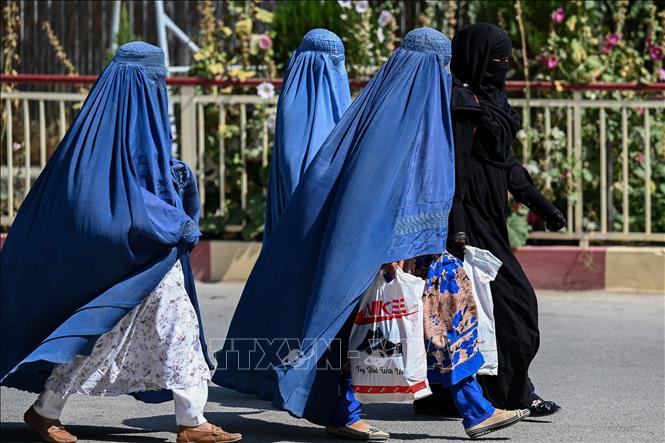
[{"xmin": 33, "ymin": 380, "xmax": 208, "ymax": 427}]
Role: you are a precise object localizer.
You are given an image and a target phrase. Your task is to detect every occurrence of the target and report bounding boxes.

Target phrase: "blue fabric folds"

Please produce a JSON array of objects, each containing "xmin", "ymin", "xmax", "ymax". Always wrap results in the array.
[
  {"xmin": 264, "ymin": 29, "xmax": 351, "ymax": 241},
  {"xmin": 213, "ymin": 28, "xmax": 455, "ymax": 425},
  {"xmin": 0, "ymin": 42, "xmax": 210, "ymax": 396},
  {"xmin": 451, "ymin": 377, "xmax": 496, "ymax": 428}
]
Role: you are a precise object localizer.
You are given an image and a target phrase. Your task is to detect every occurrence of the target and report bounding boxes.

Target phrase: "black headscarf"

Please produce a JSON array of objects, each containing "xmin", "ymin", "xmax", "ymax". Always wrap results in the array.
[{"xmin": 451, "ymin": 23, "xmax": 521, "ymax": 167}]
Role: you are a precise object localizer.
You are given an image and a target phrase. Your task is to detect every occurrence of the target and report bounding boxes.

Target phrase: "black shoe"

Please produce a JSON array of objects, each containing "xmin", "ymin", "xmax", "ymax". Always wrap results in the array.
[{"xmin": 528, "ymin": 398, "xmax": 561, "ymax": 417}]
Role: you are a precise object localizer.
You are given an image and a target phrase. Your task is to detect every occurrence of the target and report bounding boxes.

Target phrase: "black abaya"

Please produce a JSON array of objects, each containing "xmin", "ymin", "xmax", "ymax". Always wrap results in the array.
[
  {"xmin": 444, "ymin": 24, "xmax": 564, "ymax": 409},
  {"xmin": 450, "ymin": 115, "xmax": 541, "ymax": 408}
]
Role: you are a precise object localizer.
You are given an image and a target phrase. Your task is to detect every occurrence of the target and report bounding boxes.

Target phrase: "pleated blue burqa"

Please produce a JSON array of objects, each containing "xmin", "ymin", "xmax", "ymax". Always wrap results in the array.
[
  {"xmin": 213, "ymin": 28, "xmax": 455, "ymax": 424},
  {"xmin": 0, "ymin": 42, "xmax": 212, "ymax": 399},
  {"xmin": 264, "ymin": 29, "xmax": 351, "ymax": 241}
]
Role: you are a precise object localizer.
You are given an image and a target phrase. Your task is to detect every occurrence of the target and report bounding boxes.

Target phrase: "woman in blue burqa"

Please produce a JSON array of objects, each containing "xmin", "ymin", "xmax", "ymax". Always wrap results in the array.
[
  {"xmin": 264, "ymin": 29, "xmax": 351, "ymax": 242},
  {"xmin": 0, "ymin": 42, "xmax": 241, "ymax": 443},
  {"xmin": 214, "ymin": 28, "xmax": 528, "ymax": 440}
]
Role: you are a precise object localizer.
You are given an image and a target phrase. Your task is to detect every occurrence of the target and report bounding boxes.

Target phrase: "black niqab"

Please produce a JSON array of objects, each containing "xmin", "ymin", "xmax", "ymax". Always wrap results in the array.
[
  {"xmin": 444, "ymin": 24, "xmax": 560, "ymax": 410},
  {"xmin": 451, "ymin": 23, "xmax": 521, "ymax": 167}
]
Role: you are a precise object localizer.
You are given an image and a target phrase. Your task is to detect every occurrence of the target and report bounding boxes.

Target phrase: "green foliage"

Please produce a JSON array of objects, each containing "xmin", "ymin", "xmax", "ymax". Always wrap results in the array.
[
  {"xmin": 189, "ymin": 0, "xmax": 274, "ymax": 81},
  {"xmin": 474, "ymin": 0, "xmax": 561, "ymax": 71},
  {"xmin": 105, "ymin": 3, "xmax": 140, "ymax": 63},
  {"xmin": 186, "ymin": 0, "xmax": 665, "ymax": 242},
  {"xmin": 536, "ymin": 1, "xmax": 663, "ymax": 83},
  {"xmin": 515, "ymin": 1, "xmax": 665, "ymax": 235},
  {"xmin": 507, "ymin": 200, "xmax": 533, "ymax": 249},
  {"xmin": 116, "ymin": 3, "xmax": 138, "ymax": 47},
  {"xmin": 272, "ymin": 0, "xmax": 399, "ymax": 78},
  {"xmin": 186, "ymin": 1, "xmax": 277, "ymax": 242},
  {"xmin": 272, "ymin": 0, "xmax": 347, "ymax": 66}
]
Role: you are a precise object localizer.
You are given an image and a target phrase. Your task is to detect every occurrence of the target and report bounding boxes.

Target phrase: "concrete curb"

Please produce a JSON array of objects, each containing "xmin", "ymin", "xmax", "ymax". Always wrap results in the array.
[
  {"xmin": 193, "ymin": 241, "xmax": 665, "ymax": 293},
  {"xmin": 514, "ymin": 246, "xmax": 607, "ymax": 291},
  {"xmin": 604, "ymin": 247, "xmax": 665, "ymax": 293},
  {"xmin": 1, "ymin": 234, "xmax": 663, "ymax": 292}
]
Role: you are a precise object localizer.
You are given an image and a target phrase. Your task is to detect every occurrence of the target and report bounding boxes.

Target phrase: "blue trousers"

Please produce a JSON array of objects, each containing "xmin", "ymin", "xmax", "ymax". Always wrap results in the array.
[
  {"xmin": 330, "ymin": 373, "xmax": 493, "ymax": 429},
  {"xmin": 329, "ymin": 371, "xmax": 362, "ymax": 427},
  {"xmin": 450, "ymin": 376, "xmax": 496, "ymax": 428}
]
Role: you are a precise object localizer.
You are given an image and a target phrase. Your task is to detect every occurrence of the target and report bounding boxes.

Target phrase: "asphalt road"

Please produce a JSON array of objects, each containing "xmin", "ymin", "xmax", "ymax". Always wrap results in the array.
[{"xmin": 1, "ymin": 283, "xmax": 663, "ymax": 443}]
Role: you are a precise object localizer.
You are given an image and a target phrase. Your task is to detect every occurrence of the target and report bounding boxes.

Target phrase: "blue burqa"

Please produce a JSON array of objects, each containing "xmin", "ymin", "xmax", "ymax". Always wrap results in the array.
[
  {"xmin": 213, "ymin": 28, "xmax": 455, "ymax": 424},
  {"xmin": 0, "ymin": 42, "xmax": 212, "ymax": 400},
  {"xmin": 264, "ymin": 29, "xmax": 351, "ymax": 241}
]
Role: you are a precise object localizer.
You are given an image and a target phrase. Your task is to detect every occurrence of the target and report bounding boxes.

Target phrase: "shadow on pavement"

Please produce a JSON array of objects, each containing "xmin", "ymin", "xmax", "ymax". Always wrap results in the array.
[
  {"xmin": 125, "ymin": 412, "xmax": 442, "ymax": 443},
  {"xmin": 102, "ymin": 386, "xmax": 507, "ymax": 442},
  {"xmin": 361, "ymin": 402, "xmax": 461, "ymax": 422},
  {"xmin": 1, "ymin": 422, "xmax": 169, "ymax": 442},
  {"xmin": 124, "ymin": 412, "xmax": 323, "ymax": 443},
  {"xmin": 206, "ymin": 385, "xmax": 460, "ymax": 422},
  {"xmin": 178, "ymin": 386, "xmax": 505, "ymax": 442}
]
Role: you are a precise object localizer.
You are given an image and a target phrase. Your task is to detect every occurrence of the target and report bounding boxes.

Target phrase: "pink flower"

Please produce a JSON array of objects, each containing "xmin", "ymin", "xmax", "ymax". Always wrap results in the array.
[
  {"xmin": 636, "ymin": 107, "xmax": 644, "ymax": 115},
  {"xmin": 634, "ymin": 152, "xmax": 645, "ymax": 163},
  {"xmin": 650, "ymin": 45, "xmax": 663, "ymax": 61},
  {"xmin": 564, "ymin": 169, "xmax": 572, "ymax": 179},
  {"xmin": 606, "ymin": 33, "xmax": 620, "ymax": 46},
  {"xmin": 601, "ymin": 33, "xmax": 621, "ymax": 54},
  {"xmin": 527, "ymin": 212, "xmax": 541, "ymax": 226},
  {"xmin": 511, "ymin": 202, "xmax": 522, "ymax": 211},
  {"xmin": 355, "ymin": 0, "xmax": 369, "ymax": 14},
  {"xmin": 547, "ymin": 55, "xmax": 558, "ymax": 69},
  {"xmin": 378, "ymin": 10, "xmax": 393, "ymax": 27},
  {"xmin": 12, "ymin": 142, "xmax": 21, "ymax": 151},
  {"xmin": 551, "ymin": 7, "xmax": 565, "ymax": 24},
  {"xmin": 659, "ymin": 68, "xmax": 665, "ymax": 82},
  {"xmin": 257, "ymin": 34, "xmax": 272, "ymax": 50}
]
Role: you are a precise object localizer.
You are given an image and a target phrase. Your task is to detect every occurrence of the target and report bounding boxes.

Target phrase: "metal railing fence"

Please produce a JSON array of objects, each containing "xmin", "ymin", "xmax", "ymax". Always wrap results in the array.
[{"xmin": 1, "ymin": 76, "xmax": 664, "ymax": 244}]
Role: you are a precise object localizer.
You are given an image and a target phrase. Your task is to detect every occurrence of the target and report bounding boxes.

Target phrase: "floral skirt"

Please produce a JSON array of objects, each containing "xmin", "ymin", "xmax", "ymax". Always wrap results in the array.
[
  {"xmin": 44, "ymin": 261, "xmax": 211, "ymax": 397},
  {"xmin": 403, "ymin": 251, "xmax": 484, "ymax": 387}
]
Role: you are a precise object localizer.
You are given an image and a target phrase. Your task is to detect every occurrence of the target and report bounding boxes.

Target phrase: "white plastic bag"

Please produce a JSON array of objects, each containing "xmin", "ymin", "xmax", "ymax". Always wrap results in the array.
[
  {"xmin": 463, "ymin": 246, "xmax": 502, "ymax": 376},
  {"xmin": 349, "ymin": 268, "xmax": 431, "ymax": 403}
]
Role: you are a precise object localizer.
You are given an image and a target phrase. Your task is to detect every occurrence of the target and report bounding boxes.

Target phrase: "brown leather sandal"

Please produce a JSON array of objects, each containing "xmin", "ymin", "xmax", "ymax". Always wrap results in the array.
[
  {"xmin": 176, "ymin": 422, "xmax": 242, "ymax": 443},
  {"xmin": 23, "ymin": 406, "xmax": 77, "ymax": 443}
]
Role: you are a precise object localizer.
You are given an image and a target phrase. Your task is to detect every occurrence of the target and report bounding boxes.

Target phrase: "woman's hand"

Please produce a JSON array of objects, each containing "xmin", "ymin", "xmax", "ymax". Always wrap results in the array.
[
  {"xmin": 381, "ymin": 260, "xmax": 404, "ymax": 277},
  {"xmin": 450, "ymin": 232, "xmax": 467, "ymax": 259},
  {"xmin": 180, "ymin": 219, "xmax": 202, "ymax": 253},
  {"xmin": 545, "ymin": 208, "xmax": 566, "ymax": 231}
]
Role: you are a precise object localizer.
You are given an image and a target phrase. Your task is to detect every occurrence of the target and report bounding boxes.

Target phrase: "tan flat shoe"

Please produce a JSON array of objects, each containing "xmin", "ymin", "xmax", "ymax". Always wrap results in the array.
[
  {"xmin": 176, "ymin": 422, "xmax": 242, "ymax": 442},
  {"xmin": 465, "ymin": 408, "xmax": 530, "ymax": 439},
  {"xmin": 326, "ymin": 420, "xmax": 390, "ymax": 440},
  {"xmin": 23, "ymin": 406, "xmax": 77, "ymax": 443}
]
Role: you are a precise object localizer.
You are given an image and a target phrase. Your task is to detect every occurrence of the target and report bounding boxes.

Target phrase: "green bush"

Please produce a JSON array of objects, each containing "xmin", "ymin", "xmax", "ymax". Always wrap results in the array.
[
  {"xmin": 272, "ymin": 0, "xmax": 349, "ymax": 67},
  {"xmin": 272, "ymin": 0, "xmax": 399, "ymax": 78},
  {"xmin": 189, "ymin": 0, "xmax": 665, "ymax": 242}
]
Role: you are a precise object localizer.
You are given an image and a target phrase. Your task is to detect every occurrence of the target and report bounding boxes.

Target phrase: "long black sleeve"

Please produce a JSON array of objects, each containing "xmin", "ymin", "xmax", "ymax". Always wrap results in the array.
[
  {"xmin": 506, "ymin": 163, "xmax": 560, "ymax": 221},
  {"xmin": 449, "ymin": 84, "xmax": 483, "ymax": 243},
  {"xmin": 450, "ymin": 115, "xmax": 475, "ymax": 235}
]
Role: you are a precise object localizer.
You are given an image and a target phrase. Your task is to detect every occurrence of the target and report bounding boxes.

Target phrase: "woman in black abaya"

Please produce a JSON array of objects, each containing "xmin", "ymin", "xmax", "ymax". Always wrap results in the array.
[{"xmin": 417, "ymin": 24, "xmax": 565, "ymax": 417}]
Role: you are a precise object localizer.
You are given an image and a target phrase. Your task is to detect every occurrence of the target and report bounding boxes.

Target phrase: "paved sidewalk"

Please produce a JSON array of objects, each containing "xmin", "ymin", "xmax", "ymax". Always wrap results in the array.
[{"xmin": 1, "ymin": 284, "xmax": 663, "ymax": 442}]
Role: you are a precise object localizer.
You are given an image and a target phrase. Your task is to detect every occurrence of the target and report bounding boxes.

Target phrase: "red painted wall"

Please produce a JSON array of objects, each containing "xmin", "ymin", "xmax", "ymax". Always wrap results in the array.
[
  {"xmin": 515, "ymin": 246, "xmax": 606, "ymax": 290},
  {"xmin": 0, "ymin": 234, "xmax": 608, "ymax": 290}
]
